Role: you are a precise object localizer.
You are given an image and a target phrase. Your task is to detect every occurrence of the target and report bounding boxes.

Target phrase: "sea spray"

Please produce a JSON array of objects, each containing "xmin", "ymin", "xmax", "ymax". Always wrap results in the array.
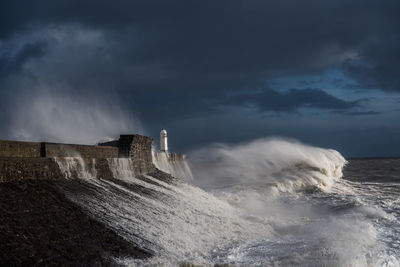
[
  {"xmin": 55, "ymin": 165, "xmax": 273, "ymax": 265},
  {"xmin": 152, "ymin": 151, "xmax": 194, "ymax": 182},
  {"xmin": 52, "ymin": 138, "xmax": 398, "ymax": 266},
  {"xmin": 107, "ymin": 158, "xmax": 136, "ymax": 179},
  {"xmin": 185, "ymin": 138, "xmax": 394, "ymax": 266},
  {"xmin": 9, "ymin": 89, "xmax": 142, "ymax": 145},
  {"xmin": 188, "ymin": 137, "xmax": 346, "ymax": 192},
  {"xmin": 55, "ymin": 157, "xmax": 97, "ymax": 179}
]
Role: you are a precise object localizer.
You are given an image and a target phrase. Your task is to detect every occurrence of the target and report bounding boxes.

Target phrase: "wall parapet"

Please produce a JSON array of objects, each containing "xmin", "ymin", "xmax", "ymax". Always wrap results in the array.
[
  {"xmin": 0, "ymin": 134, "xmax": 156, "ymax": 181},
  {"xmin": 0, "ymin": 140, "xmax": 42, "ymax": 158},
  {"xmin": 0, "ymin": 134, "xmax": 153, "ymax": 160},
  {"xmin": 44, "ymin": 143, "xmax": 118, "ymax": 158},
  {"xmin": 0, "ymin": 140, "xmax": 119, "ymax": 159}
]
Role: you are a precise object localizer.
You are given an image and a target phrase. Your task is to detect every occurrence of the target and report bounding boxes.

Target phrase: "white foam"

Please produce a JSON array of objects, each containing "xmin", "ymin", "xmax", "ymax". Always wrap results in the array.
[
  {"xmin": 107, "ymin": 158, "xmax": 136, "ymax": 179},
  {"xmin": 188, "ymin": 137, "xmax": 346, "ymax": 192},
  {"xmin": 53, "ymin": 138, "xmax": 400, "ymax": 266},
  {"xmin": 55, "ymin": 157, "xmax": 97, "ymax": 179},
  {"xmin": 152, "ymin": 151, "xmax": 194, "ymax": 181}
]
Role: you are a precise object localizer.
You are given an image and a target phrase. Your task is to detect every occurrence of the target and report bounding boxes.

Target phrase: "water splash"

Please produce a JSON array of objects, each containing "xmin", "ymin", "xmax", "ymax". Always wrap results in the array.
[
  {"xmin": 51, "ymin": 139, "xmax": 398, "ymax": 266},
  {"xmin": 152, "ymin": 151, "xmax": 194, "ymax": 181},
  {"xmin": 107, "ymin": 158, "xmax": 136, "ymax": 179},
  {"xmin": 188, "ymin": 137, "xmax": 346, "ymax": 192},
  {"xmin": 9, "ymin": 90, "xmax": 142, "ymax": 145},
  {"xmin": 55, "ymin": 157, "xmax": 97, "ymax": 179}
]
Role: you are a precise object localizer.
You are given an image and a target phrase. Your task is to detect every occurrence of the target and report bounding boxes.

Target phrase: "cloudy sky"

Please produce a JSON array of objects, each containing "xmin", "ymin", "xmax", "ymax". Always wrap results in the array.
[{"xmin": 0, "ymin": 0, "xmax": 399, "ymax": 157}]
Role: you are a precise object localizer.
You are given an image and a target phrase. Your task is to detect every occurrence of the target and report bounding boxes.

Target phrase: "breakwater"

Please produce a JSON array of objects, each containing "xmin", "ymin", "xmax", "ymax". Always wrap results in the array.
[
  {"xmin": 0, "ymin": 134, "xmax": 187, "ymax": 265},
  {"xmin": 0, "ymin": 134, "xmax": 186, "ymax": 182}
]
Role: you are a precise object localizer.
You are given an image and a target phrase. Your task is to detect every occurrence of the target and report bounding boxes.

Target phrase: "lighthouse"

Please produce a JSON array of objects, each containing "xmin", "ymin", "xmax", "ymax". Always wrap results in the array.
[{"xmin": 160, "ymin": 128, "xmax": 168, "ymax": 153}]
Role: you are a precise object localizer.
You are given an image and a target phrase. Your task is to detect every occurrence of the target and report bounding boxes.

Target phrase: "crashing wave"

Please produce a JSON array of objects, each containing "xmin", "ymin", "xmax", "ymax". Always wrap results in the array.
[{"xmin": 188, "ymin": 137, "xmax": 346, "ymax": 192}]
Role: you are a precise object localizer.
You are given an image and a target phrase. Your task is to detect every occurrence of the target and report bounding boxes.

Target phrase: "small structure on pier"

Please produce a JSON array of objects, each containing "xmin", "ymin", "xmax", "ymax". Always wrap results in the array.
[{"xmin": 160, "ymin": 128, "xmax": 168, "ymax": 153}]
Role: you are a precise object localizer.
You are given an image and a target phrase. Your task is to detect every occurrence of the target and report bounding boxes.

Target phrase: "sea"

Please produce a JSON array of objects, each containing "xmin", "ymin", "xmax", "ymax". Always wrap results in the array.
[{"xmin": 54, "ymin": 138, "xmax": 400, "ymax": 266}]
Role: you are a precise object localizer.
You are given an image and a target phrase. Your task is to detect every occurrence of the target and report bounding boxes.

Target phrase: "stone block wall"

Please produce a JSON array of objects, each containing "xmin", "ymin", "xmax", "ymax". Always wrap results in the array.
[
  {"xmin": 99, "ymin": 135, "xmax": 154, "ymax": 173},
  {"xmin": 0, "ymin": 158, "xmax": 64, "ymax": 183},
  {"xmin": 129, "ymin": 135, "xmax": 154, "ymax": 173},
  {"xmin": 0, "ymin": 140, "xmax": 41, "ymax": 158},
  {"xmin": 0, "ymin": 134, "xmax": 156, "ymax": 181},
  {"xmin": 123, "ymin": 135, "xmax": 153, "ymax": 160},
  {"xmin": 44, "ymin": 143, "xmax": 118, "ymax": 158},
  {"xmin": 0, "ymin": 141, "xmax": 119, "ymax": 159}
]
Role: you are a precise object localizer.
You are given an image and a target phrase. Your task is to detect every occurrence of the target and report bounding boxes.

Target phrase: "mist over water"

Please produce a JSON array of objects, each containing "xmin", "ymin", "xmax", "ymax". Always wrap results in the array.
[
  {"xmin": 8, "ymin": 90, "xmax": 142, "ymax": 144},
  {"xmin": 52, "ymin": 138, "xmax": 399, "ymax": 266},
  {"xmin": 0, "ymin": 25, "xmax": 143, "ymax": 145}
]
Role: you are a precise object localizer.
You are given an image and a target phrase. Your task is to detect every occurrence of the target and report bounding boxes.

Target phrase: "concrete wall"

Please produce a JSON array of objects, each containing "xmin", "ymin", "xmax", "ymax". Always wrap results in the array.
[{"xmin": 0, "ymin": 140, "xmax": 41, "ymax": 158}]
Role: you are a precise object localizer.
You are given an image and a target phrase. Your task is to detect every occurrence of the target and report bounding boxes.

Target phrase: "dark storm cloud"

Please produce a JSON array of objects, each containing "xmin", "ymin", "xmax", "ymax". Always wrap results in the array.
[
  {"xmin": 334, "ymin": 110, "xmax": 381, "ymax": 116},
  {"xmin": 344, "ymin": 36, "xmax": 400, "ymax": 91},
  {"xmin": 226, "ymin": 88, "xmax": 358, "ymax": 112},
  {"xmin": 0, "ymin": 0, "xmax": 399, "ymax": 155},
  {"xmin": 0, "ymin": 41, "xmax": 46, "ymax": 78},
  {"xmin": 1, "ymin": 0, "xmax": 399, "ymax": 91}
]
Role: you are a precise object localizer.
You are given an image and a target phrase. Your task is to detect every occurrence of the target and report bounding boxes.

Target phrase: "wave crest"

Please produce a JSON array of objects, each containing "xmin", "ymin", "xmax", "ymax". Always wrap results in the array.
[{"xmin": 188, "ymin": 138, "xmax": 346, "ymax": 192}]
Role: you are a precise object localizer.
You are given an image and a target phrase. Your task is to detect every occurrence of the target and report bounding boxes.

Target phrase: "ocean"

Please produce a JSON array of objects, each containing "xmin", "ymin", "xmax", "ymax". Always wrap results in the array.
[{"xmin": 54, "ymin": 138, "xmax": 400, "ymax": 266}]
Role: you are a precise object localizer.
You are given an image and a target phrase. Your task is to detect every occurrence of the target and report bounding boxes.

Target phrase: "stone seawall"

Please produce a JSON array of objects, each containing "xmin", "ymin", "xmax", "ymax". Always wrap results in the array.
[
  {"xmin": 0, "ymin": 157, "xmax": 130, "ymax": 183},
  {"xmin": 0, "ymin": 140, "xmax": 42, "ymax": 158},
  {"xmin": 0, "ymin": 158, "xmax": 63, "ymax": 183},
  {"xmin": 99, "ymin": 134, "xmax": 154, "ymax": 173},
  {"xmin": 0, "ymin": 134, "xmax": 166, "ymax": 265},
  {"xmin": 0, "ymin": 134, "xmax": 155, "ymax": 182},
  {"xmin": 0, "ymin": 140, "xmax": 119, "ymax": 159},
  {"xmin": 44, "ymin": 143, "xmax": 118, "ymax": 158}
]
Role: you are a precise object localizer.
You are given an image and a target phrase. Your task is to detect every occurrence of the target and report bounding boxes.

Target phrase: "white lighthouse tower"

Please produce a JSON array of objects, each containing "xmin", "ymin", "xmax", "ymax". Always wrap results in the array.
[{"xmin": 160, "ymin": 128, "xmax": 168, "ymax": 153}]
